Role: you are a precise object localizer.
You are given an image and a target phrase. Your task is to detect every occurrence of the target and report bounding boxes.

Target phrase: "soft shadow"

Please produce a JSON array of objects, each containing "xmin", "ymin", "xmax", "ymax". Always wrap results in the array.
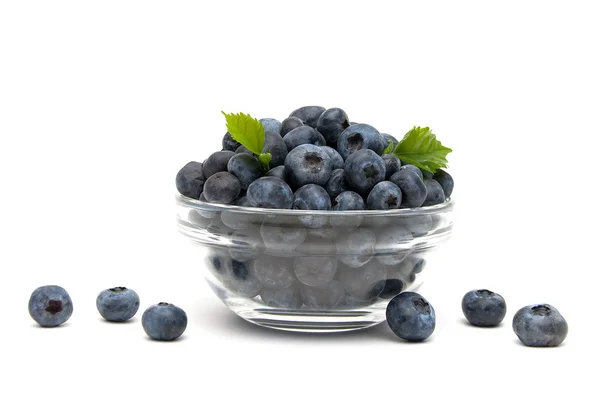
[
  {"xmin": 459, "ymin": 319, "xmax": 503, "ymax": 328},
  {"xmin": 31, "ymin": 322, "xmax": 69, "ymax": 329},
  {"xmin": 143, "ymin": 335, "xmax": 188, "ymax": 343},
  {"xmin": 98, "ymin": 317, "xmax": 137, "ymax": 324},
  {"xmin": 513, "ymin": 338, "xmax": 566, "ymax": 348}
]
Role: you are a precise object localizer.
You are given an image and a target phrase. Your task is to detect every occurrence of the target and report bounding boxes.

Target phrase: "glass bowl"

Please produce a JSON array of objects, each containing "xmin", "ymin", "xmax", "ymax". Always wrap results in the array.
[{"xmin": 176, "ymin": 194, "xmax": 453, "ymax": 332}]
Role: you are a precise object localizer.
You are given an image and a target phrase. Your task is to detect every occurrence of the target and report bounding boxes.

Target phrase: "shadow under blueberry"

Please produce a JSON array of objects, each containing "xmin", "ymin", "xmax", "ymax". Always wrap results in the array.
[
  {"xmin": 31, "ymin": 322, "xmax": 69, "ymax": 329},
  {"xmin": 458, "ymin": 319, "xmax": 504, "ymax": 329},
  {"xmin": 143, "ymin": 335, "xmax": 188, "ymax": 343},
  {"xmin": 98, "ymin": 317, "xmax": 137, "ymax": 325}
]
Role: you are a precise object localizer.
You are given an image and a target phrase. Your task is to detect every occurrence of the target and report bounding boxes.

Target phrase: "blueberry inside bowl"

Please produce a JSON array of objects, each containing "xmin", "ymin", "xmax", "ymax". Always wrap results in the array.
[{"xmin": 176, "ymin": 195, "xmax": 453, "ymax": 332}]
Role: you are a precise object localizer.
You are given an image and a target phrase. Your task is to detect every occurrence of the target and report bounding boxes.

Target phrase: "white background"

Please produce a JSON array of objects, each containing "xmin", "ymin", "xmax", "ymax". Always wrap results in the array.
[{"xmin": 1, "ymin": 1, "xmax": 598, "ymax": 399}]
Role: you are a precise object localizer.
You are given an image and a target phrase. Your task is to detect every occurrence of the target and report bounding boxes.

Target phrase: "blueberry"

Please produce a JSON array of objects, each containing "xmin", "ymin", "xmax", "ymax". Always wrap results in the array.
[
  {"xmin": 142, "ymin": 302, "xmax": 187, "ymax": 341},
  {"xmin": 252, "ymin": 255, "xmax": 296, "ymax": 289},
  {"xmin": 513, "ymin": 304, "xmax": 568, "ymax": 347},
  {"xmin": 461, "ymin": 289, "xmax": 507, "ymax": 327},
  {"xmin": 283, "ymin": 126, "xmax": 326, "ymax": 151},
  {"xmin": 375, "ymin": 226, "xmax": 413, "ymax": 266},
  {"xmin": 335, "ymin": 228, "xmax": 376, "ymax": 268},
  {"xmin": 433, "ymin": 169, "xmax": 454, "ymax": 198},
  {"xmin": 316, "ymin": 107, "xmax": 350, "ymax": 146},
  {"xmin": 203, "ymin": 171, "xmax": 241, "ymax": 204},
  {"xmin": 228, "ymin": 231, "xmax": 264, "ymax": 261},
  {"xmin": 332, "ymin": 191, "xmax": 365, "ymax": 211},
  {"xmin": 400, "ymin": 215, "xmax": 434, "ymax": 236},
  {"xmin": 284, "ymin": 144, "xmax": 333, "ymax": 188},
  {"xmin": 28, "ymin": 285, "xmax": 74, "ymax": 327},
  {"xmin": 232, "ymin": 196, "xmax": 251, "ymax": 206},
  {"xmin": 202, "ymin": 150, "xmax": 236, "ymax": 178},
  {"xmin": 301, "ymin": 280, "xmax": 346, "ymax": 308},
  {"xmin": 260, "ymin": 222, "xmax": 307, "ymax": 253},
  {"xmin": 296, "ymin": 237, "xmax": 336, "ymax": 256},
  {"xmin": 379, "ymin": 279, "xmax": 404, "ymax": 299},
  {"xmin": 280, "ymin": 116, "xmax": 304, "ymax": 137},
  {"xmin": 237, "ymin": 132, "xmax": 288, "ymax": 168},
  {"xmin": 227, "ymin": 153, "xmax": 263, "ymax": 190},
  {"xmin": 222, "ymin": 259, "xmax": 263, "ymax": 297},
  {"xmin": 325, "ymin": 169, "xmax": 349, "ymax": 200},
  {"xmin": 389, "ymin": 169, "xmax": 427, "ymax": 208},
  {"xmin": 344, "ymin": 149, "xmax": 386, "ymax": 194},
  {"xmin": 206, "ymin": 250, "xmax": 232, "ymax": 279},
  {"xmin": 386, "ymin": 292, "xmax": 436, "ymax": 341},
  {"xmin": 188, "ymin": 209, "xmax": 212, "ymax": 228},
  {"xmin": 96, "ymin": 287, "xmax": 140, "ymax": 322},
  {"xmin": 293, "ymin": 184, "xmax": 331, "ymax": 211},
  {"xmin": 367, "ymin": 181, "xmax": 403, "ymax": 210},
  {"xmin": 320, "ymin": 145, "xmax": 345, "ymax": 170},
  {"xmin": 340, "ymin": 262, "xmax": 387, "ymax": 300},
  {"xmin": 260, "ymin": 284, "xmax": 302, "ymax": 309},
  {"xmin": 220, "ymin": 211, "xmax": 263, "ymax": 231},
  {"xmin": 337, "ymin": 123, "xmax": 385, "ymax": 160},
  {"xmin": 222, "ymin": 131, "xmax": 241, "ymax": 152},
  {"xmin": 382, "ymin": 154, "xmax": 402, "ymax": 180},
  {"xmin": 330, "ymin": 191, "xmax": 364, "ymax": 229},
  {"xmin": 396, "ymin": 164, "xmax": 423, "ymax": 180},
  {"xmin": 259, "ymin": 118, "xmax": 281, "ymax": 134},
  {"xmin": 247, "ymin": 177, "xmax": 294, "ymax": 209},
  {"xmin": 289, "ymin": 105, "xmax": 326, "ymax": 128},
  {"xmin": 422, "ymin": 179, "xmax": 445, "ymax": 206},
  {"xmin": 265, "ymin": 165, "xmax": 287, "ymax": 181},
  {"xmin": 421, "ymin": 169, "xmax": 434, "ymax": 179},
  {"xmin": 176, "ymin": 161, "xmax": 206, "ymax": 199},
  {"xmin": 381, "ymin": 133, "xmax": 398, "ymax": 149},
  {"xmin": 293, "ymin": 256, "xmax": 338, "ymax": 287}
]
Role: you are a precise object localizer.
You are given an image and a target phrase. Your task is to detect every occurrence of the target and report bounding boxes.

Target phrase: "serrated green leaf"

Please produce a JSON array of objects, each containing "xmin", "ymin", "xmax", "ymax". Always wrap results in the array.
[
  {"xmin": 382, "ymin": 140, "xmax": 394, "ymax": 154},
  {"xmin": 221, "ymin": 111, "xmax": 265, "ymax": 155},
  {"xmin": 258, "ymin": 153, "xmax": 272, "ymax": 171},
  {"xmin": 393, "ymin": 126, "xmax": 452, "ymax": 173}
]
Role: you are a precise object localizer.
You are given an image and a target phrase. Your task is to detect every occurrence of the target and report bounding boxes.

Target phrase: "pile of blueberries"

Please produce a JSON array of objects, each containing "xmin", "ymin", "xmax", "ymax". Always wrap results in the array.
[
  {"xmin": 176, "ymin": 105, "xmax": 454, "ymax": 210},
  {"xmin": 28, "ymin": 285, "xmax": 568, "ymax": 347},
  {"xmin": 28, "ymin": 285, "xmax": 187, "ymax": 341}
]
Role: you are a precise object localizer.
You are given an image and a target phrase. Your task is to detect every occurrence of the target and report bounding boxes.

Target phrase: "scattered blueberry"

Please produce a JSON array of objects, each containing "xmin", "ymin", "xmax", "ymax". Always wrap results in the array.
[
  {"xmin": 462, "ymin": 289, "xmax": 507, "ymax": 327},
  {"xmin": 422, "ymin": 179, "xmax": 446, "ymax": 206},
  {"xmin": 247, "ymin": 177, "xmax": 294, "ymax": 209},
  {"xmin": 284, "ymin": 144, "xmax": 333, "ymax": 188},
  {"xmin": 28, "ymin": 285, "xmax": 74, "ymax": 327},
  {"xmin": 433, "ymin": 169, "xmax": 454, "ymax": 197},
  {"xmin": 367, "ymin": 181, "xmax": 403, "ymax": 210},
  {"xmin": 142, "ymin": 302, "xmax": 188, "ymax": 341},
  {"xmin": 389, "ymin": 169, "xmax": 427, "ymax": 208},
  {"xmin": 513, "ymin": 304, "xmax": 568, "ymax": 347},
  {"xmin": 176, "ymin": 161, "xmax": 206, "ymax": 199},
  {"xmin": 202, "ymin": 150, "xmax": 236, "ymax": 179},
  {"xmin": 260, "ymin": 118, "xmax": 281, "ymax": 134},
  {"xmin": 280, "ymin": 116, "xmax": 305, "ymax": 137},
  {"xmin": 203, "ymin": 171, "xmax": 241, "ymax": 204},
  {"xmin": 222, "ymin": 131, "xmax": 241, "ymax": 152},
  {"xmin": 316, "ymin": 107, "xmax": 350, "ymax": 146},
  {"xmin": 344, "ymin": 149, "xmax": 386, "ymax": 194},
  {"xmin": 337, "ymin": 123, "xmax": 385, "ymax": 160},
  {"xmin": 386, "ymin": 292, "xmax": 436, "ymax": 341},
  {"xmin": 382, "ymin": 154, "xmax": 402, "ymax": 180},
  {"xmin": 289, "ymin": 105, "xmax": 326, "ymax": 128},
  {"xmin": 283, "ymin": 126, "xmax": 326, "ymax": 151},
  {"xmin": 96, "ymin": 287, "xmax": 140, "ymax": 322}
]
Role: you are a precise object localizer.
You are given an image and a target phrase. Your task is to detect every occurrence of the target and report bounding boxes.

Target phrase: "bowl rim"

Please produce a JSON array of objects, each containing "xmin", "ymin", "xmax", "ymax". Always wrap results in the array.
[{"xmin": 176, "ymin": 193, "xmax": 453, "ymax": 216}]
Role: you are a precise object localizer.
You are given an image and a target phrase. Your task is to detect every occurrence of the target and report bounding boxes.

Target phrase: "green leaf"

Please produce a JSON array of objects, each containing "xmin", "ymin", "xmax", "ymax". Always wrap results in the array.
[
  {"xmin": 393, "ymin": 126, "xmax": 452, "ymax": 173},
  {"xmin": 382, "ymin": 140, "xmax": 394, "ymax": 154},
  {"xmin": 221, "ymin": 111, "xmax": 265, "ymax": 155},
  {"xmin": 258, "ymin": 153, "xmax": 272, "ymax": 171}
]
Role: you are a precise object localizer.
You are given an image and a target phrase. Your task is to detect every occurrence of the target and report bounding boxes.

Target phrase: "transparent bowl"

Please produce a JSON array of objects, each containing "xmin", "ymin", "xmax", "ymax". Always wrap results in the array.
[{"xmin": 176, "ymin": 194, "xmax": 454, "ymax": 332}]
